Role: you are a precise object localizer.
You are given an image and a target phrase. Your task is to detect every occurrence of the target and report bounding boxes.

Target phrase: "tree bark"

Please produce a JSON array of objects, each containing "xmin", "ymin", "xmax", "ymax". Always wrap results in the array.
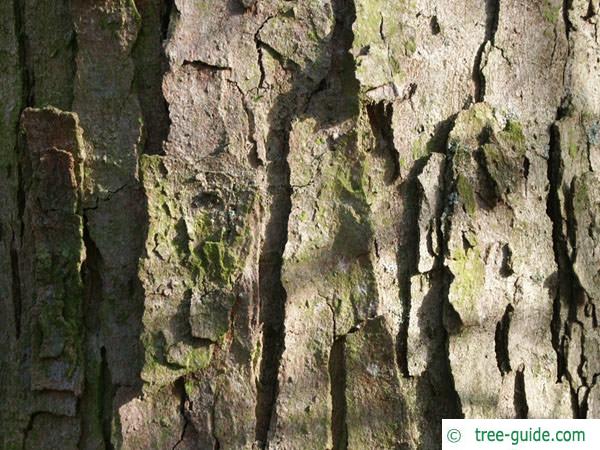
[{"xmin": 1, "ymin": 0, "xmax": 600, "ymax": 449}]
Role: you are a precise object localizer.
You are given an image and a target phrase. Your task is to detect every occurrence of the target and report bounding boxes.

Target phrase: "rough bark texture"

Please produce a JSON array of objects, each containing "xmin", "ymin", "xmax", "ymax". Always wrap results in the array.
[{"xmin": 2, "ymin": 0, "xmax": 600, "ymax": 449}]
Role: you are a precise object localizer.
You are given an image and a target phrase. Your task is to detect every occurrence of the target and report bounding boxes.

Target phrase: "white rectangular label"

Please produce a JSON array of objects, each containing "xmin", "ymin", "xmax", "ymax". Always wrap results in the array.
[{"xmin": 442, "ymin": 419, "xmax": 600, "ymax": 449}]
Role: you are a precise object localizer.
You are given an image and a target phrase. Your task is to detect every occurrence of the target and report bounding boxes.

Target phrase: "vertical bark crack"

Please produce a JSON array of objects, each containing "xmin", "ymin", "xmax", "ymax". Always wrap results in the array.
[
  {"xmin": 254, "ymin": 17, "xmax": 274, "ymax": 90},
  {"xmin": 547, "ymin": 118, "xmax": 579, "ymax": 384},
  {"xmin": 255, "ymin": 0, "xmax": 360, "ymax": 445},
  {"xmin": 514, "ymin": 364, "xmax": 529, "ymax": 418},
  {"xmin": 10, "ymin": 233, "xmax": 22, "ymax": 339},
  {"xmin": 133, "ymin": 0, "xmax": 172, "ymax": 155},
  {"xmin": 172, "ymin": 377, "xmax": 189, "ymax": 450},
  {"xmin": 473, "ymin": 0, "xmax": 500, "ymax": 102},
  {"xmin": 439, "ymin": 114, "xmax": 471, "ymax": 417},
  {"xmin": 162, "ymin": 0, "xmax": 175, "ymax": 40},
  {"xmin": 329, "ymin": 336, "xmax": 348, "ymax": 450},
  {"xmin": 396, "ymin": 164, "xmax": 422, "ymax": 378},
  {"xmin": 211, "ymin": 391, "xmax": 221, "ymax": 450},
  {"xmin": 100, "ymin": 347, "xmax": 115, "ymax": 450},
  {"xmin": 11, "ymin": 0, "xmax": 29, "ymax": 342},
  {"xmin": 81, "ymin": 213, "xmax": 109, "ymax": 449},
  {"xmin": 563, "ymin": 0, "xmax": 574, "ymax": 37},
  {"xmin": 547, "ymin": 110, "xmax": 588, "ymax": 417},
  {"xmin": 254, "ymin": 121, "xmax": 292, "ymax": 447},
  {"xmin": 366, "ymin": 101, "xmax": 399, "ymax": 184},
  {"xmin": 494, "ymin": 304, "xmax": 514, "ymax": 375},
  {"xmin": 14, "ymin": 0, "xmax": 33, "ymax": 107}
]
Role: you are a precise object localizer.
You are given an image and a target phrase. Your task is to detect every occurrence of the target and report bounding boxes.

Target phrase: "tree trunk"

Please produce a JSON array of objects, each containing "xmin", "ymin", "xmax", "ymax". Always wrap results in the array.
[{"xmin": 2, "ymin": 0, "xmax": 599, "ymax": 448}]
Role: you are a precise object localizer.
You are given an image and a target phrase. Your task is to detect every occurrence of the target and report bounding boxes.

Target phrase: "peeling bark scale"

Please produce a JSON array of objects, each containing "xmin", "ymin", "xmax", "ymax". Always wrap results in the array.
[{"xmin": 1, "ymin": 0, "xmax": 600, "ymax": 449}]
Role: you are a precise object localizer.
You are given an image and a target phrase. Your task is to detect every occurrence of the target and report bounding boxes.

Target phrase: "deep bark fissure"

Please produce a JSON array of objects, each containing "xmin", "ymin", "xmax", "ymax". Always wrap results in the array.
[
  {"xmin": 10, "ymin": 0, "xmax": 29, "ymax": 343},
  {"xmin": 579, "ymin": 387, "xmax": 590, "ymax": 418},
  {"xmin": 67, "ymin": 12, "xmax": 78, "ymax": 110},
  {"xmin": 401, "ymin": 113, "xmax": 465, "ymax": 440},
  {"xmin": 182, "ymin": 60, "xmax": 232, "ymax": 72},
  {"xmin": 438, "ymin": 268, "xmax": 465, "ymax": 417},
  {"xmin": 494, "ymin": 303, "xmax": 514, "ymax": 375},
  {"xmin": 162, "ymin": 0, "xmax": 175, "ymax": 40},
  {"xmin": 255, "ymin": 0, "xmax": 361, "ymax": 443},
  {"xmin": 366, "ymin": 101, "xmax": 400, "ymax": 184},
  {"xmin": 439, "ymin": 116, "xmax": 471, "ymax": 415},
  {"xmin": 133, "ymin": 0, "xmax": 172, "ymax": 156},
  {"xmin": 327, "ymin": 0, "xmax": 359, "ymax": 441},
  {"xmin": 582, "ymin": 0, "xmax": 596, "ymax": 21},
  {"xmin": 10, "ymin": 234, "xmax": 22, "ymax": 339},
  {"xmin": 254, "ymin": 17, "xmax": 274, "ymax": 90},
  {"xmin": 81, "ymin": 213, "xmax": 111, "ymax": 449},
  {"xmin": 473, "ymin": 0, "xmax": 500, "ymax": 102},
  {"xmin": 547, "ymin": 111, "xmax": 589, "ymax": 418},
  {"xmin": 254, "ymin": 121, "xmax": 293, "ymax": 447},
  {"xmin": 172, "ymin": 377, "xmax": 189, "ymax": 450},
  {"xmin": 576, "ymin": 324, "xmax": 589, "ymax": 385},
  {"xmin": 100, "ymin": 347, "xmax": 115, "ymax": 450},
  {"xmin": 430, "ymin": 124, "xmax": 468, "ymax": 416},
  {"xmin": 396, "ymin": 163, "xmax": 425, "ymax": 378},
  {"xmin": 22, "ymin": 411, "xmax": 40, "ymax": 444},
  {"xmin": 211, "ymin": 390, "xmax": 221, "ymax": 450},
  {"xmin": 396, "ymin": 113, "xmax": 458, "ymax": 379},
  {"xmin": 563, "ymin": 0, "xmax": 574, "ymax": 37},
  {"xmin": 514, "ymin": 365, "xmax": 529, "ymax": 418},
  {"xmin": 564, "ymin": 319, "xmax": 592, "ymax": 419},
  {"xmin": 14, "ymin": 0, "xmax": 33, "ymax": 107},
  {"xmin": 329, "ymin": 336, "xmax": 348, "ymax": 450},
  {"xmin": 430, "ymin": 15, "xmax": 441, "ymax": 35},
  {"xmin": 547, "ymin": 120, "xmax": 574, "ymax": 382}
]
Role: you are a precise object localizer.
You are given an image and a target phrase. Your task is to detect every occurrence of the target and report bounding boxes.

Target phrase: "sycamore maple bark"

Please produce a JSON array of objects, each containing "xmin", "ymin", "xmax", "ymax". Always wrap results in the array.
[{"xmin": 2, "ymin": 1, "xmax": 600, "ymax": 449}]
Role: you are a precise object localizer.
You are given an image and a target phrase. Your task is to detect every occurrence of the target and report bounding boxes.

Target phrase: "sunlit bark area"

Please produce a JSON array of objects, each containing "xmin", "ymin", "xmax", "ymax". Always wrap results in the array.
[{"xmin": 1, "ymin": 1, "xmax": 600, "ymax": 449}]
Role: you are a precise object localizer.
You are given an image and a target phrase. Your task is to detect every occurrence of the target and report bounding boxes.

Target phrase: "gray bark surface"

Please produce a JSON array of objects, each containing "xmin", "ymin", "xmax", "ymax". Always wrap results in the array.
[{"xmin": 1, "ymin": 0, "xmax": 600, "ymax": 449}]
